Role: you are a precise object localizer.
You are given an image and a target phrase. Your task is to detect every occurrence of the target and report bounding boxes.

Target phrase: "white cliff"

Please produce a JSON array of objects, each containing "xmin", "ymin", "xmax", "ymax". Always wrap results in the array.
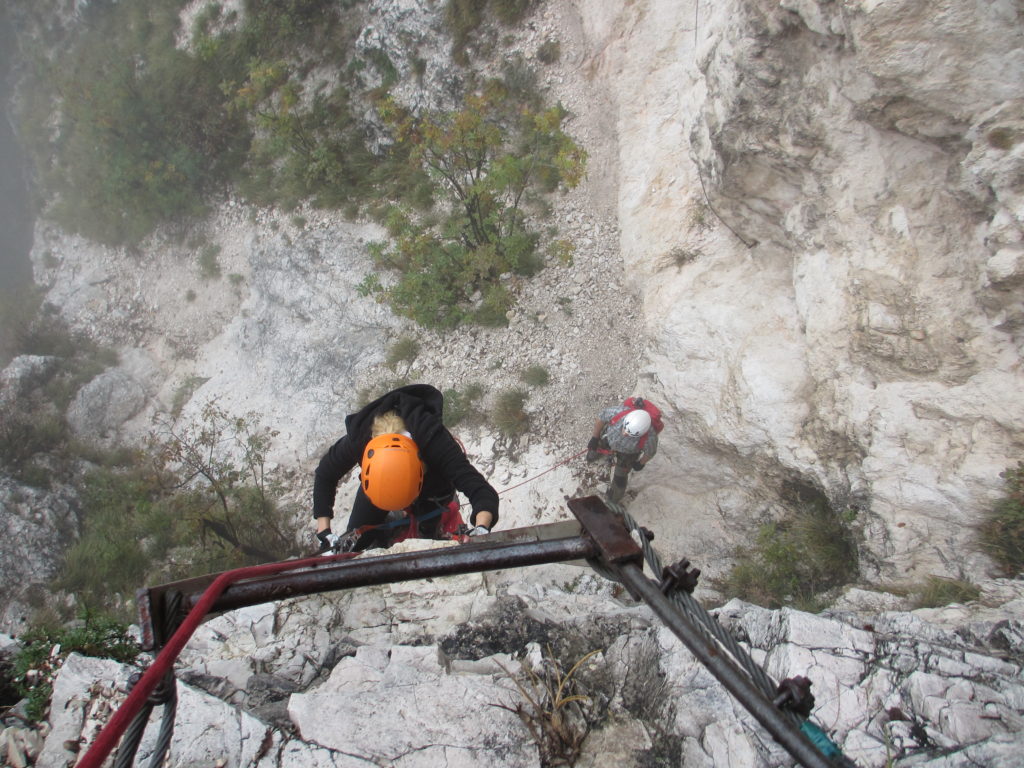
[{"xmin": 3, "ymin": 0, "xmax": 1024, "ymax": 766}]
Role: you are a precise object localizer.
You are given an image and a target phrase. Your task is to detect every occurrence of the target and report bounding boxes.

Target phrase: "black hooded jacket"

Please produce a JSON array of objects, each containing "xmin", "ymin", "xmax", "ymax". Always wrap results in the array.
[{"xmin": 312, "ymin": 384, "xmax": 499, "ymax": 527}]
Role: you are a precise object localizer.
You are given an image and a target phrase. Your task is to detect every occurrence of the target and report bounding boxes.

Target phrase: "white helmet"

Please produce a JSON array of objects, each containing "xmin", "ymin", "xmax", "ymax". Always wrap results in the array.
[{"xmin": 621, "ymin": 409, "xmax": 652, "ymax": 437}]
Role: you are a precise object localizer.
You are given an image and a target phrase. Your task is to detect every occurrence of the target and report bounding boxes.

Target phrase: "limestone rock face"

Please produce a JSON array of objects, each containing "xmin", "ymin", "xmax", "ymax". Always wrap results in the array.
[
  {"xmin": 567, "ymin": 0, "xmax": 1024, "ymax": 581},
  {"xmin": 33, "ymin": 559, "xmax": 1024, "ymax": 768},
  {"xmin": 0, "ymin": 478, "xmax": 77, "ymax": 634}
]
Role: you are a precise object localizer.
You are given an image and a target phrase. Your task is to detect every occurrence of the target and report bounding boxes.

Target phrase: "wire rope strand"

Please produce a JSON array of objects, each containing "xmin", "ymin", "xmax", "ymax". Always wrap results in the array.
[
  {"xmin": 146, "ymin": 681, "xmax": 177, "ymax": 768},
  {"xmin": 111, "ymin": 700, "xmax": 153, "ymax": 768},
  {"xmin": 604, "ymin": 499, "xmax": 801, "ymax": 725}
]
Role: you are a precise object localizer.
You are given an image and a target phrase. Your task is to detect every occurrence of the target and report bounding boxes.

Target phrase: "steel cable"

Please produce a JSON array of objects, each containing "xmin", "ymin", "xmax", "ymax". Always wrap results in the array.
[{"xmin": 603, "ymin": 499, "xmax": 802, "ymax": 726}]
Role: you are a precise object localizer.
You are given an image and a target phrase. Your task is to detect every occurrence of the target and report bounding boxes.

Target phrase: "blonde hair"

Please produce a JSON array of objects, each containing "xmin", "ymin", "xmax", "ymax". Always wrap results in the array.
[{"xmin": 371, "ymin": 410, "xmax": 407, "ymax": 437}]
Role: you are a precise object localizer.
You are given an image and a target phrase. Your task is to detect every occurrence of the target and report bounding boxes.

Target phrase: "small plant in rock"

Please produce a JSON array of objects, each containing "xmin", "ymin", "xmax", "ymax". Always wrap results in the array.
[
  {"xmin": 386, "ymin": 335, "xmax": 420, "ymax": 370},
  {"xmin": 547, "ymin": 238, "xmax": 575, "ymax": 266},
  {"xmin": 497, "ymin": 646, "xmax": 600, "ymax": 767},
  {"xmin": 912, "ymin": 576, "xmax": 981, "ymax": 609},
  {"xmin": 537, "ymin": 39, "xmax": 561, "ymax": 64},
  {"xmin": 197, "ymin": 243, "xmax": 222, "ymax": 279},
  {"xmin": 987, "ymin": 128, "xmax": 1018, "ymax": 151},
  {"xmin": 444, "ymin": 383, "xmax": 486, "ymax": 428},
  {"xmin": 662, "ymin": 246, "xmax": 699, "ymax": 270},
  {"xmin": 355, "ymin": 376, "xmax": 414, "ymax": 408},
  {"xmin": 716, "ymin": 502, "xmax": 859, "ymax": 612},
  {"xmin": 170, "ymin": 375, "xmax": 210, "ymax": 418},
  {"xmin": 492, "ymin": 388, "xmax": 530, "ymax": 437},
  {"xmin": 521, "ymin": 364, "xmax": 550, "ymax": 387},
  {"xmin": 13, "ymin": 610, "xmax": 139, "ymax": 722},
  {"xmin": 980, "ymin": 462, "xmax": 1024, "ymax": 576}
]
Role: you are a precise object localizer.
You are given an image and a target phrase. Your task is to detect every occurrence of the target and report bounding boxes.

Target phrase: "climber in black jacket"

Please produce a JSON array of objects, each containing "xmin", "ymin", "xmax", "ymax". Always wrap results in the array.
[{"xmin": 312, "ymin": 384, "xmax": 498, "ymax": 551}]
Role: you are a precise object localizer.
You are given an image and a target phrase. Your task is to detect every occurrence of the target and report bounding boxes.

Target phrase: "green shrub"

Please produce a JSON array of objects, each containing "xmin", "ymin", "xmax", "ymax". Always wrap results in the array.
[
  {"xmin": 717, "ymin": 503, "xmax": 859, "ymax": 612},
  {"xmin": 980, "ymin": 463, "xmax": 1024, "ymax": 575},
  {"xmin": 13, "ymin": 611, "xmax": 140, "ymax": 722},
  {"xmin": 197, "ymin": 244, "xmax": 222, "ymax": 279},
  {"xmin": 913, "ymin": 576, "xmax": 981, "ymax": 608},
  {"xmin": 520, "ymin": 365, "xmax": 549, "ymax": 387},
  {"xmin": 493, "ymin": 388, "xmax": 530, "ymax": 437},
  {"xmin": 444, "ymin": 0, "xmax": 485, "ymax": 63},
  {"xmin": 386, "ymin": 335, "xmax": 420, "ymax": 369},
  {"xmin": 492, "ymin": 0, "xmax": 536, "ymax": 26},
  {"xmin": 171, "ymin": 376, "xmax": 210, "ymax": 418},
  {"xmin": 32, "ymin": 0, "xmax": 250, "ymax": 246},
  {"xmin": 537, "ymin": 39, "xmax": 561, "ymax": 64},
  {"xmin": 371, "ymin": 93, "xmax": 585, "ymax": 329},
  {"xmin": 58, "ymin": 405, "xmax": 301, "ymax": 619},
  {"xmin": 355, "ymin": 376, "xmax": 414, "ymax": 408},
  {"xmin": 0, "ymin": 306, "xmax": 119, "ymax": 484},
  {"xmin": 444, "ymin": 383, "xmax": 485, "ymax": 428}
]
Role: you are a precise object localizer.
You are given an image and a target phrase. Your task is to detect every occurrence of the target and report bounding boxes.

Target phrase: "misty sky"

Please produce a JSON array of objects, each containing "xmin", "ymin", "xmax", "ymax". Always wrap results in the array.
[{"xmin": 0, "ymin": 7, "xmax": 34, "ymax": 300}]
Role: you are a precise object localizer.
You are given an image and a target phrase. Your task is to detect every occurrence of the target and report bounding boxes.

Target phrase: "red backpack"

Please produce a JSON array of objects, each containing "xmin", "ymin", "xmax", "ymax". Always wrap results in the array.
[{"xmin": 609, "ymin": 397, "xmax": 664, "ymax": 449}]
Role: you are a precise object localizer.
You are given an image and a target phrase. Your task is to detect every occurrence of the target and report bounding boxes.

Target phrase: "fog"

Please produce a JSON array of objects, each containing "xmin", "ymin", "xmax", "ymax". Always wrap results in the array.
[{"xmin": 0, "ymin": 7, "xmax": 34, "ymax": 304}]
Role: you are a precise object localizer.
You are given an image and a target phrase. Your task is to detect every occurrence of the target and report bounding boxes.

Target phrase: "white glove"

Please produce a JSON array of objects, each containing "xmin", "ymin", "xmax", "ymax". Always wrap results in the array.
[{"xmin": 317, "ymin": 530, "xmax": 342, "ymax": 553}]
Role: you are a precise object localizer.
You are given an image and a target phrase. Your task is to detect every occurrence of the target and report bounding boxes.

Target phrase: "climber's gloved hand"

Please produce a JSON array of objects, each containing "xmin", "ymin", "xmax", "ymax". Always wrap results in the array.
[
  {"xmin": 586, "ymin": 437, "xmax": 600, "ymax": 463},
  {"xmin": 468, "ymin": 525, "xmax": 490, "ymax": 537},
  {"xmin": 317, "ymin": 529, "xmax": 341, "ymax": 553},
  {"xmin": 632, "ymin": 461, "xmax": 645, "ymax": 471}
]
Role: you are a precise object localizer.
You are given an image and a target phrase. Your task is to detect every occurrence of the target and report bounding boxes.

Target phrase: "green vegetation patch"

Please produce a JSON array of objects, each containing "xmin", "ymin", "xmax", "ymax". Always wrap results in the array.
[
  {"xmin": 367, "ymin": 87, "xmax": 586, "ymax": 329},
  {"xmin": 492, "ymin": 388, "xmax": 530, "ymax": 437},
  {"xmin": 13, "ymin": 611, "xmax": 140, "ymax": 722},
  {"xmin": 386, "ymin": 334, "xmax": 420, "ymax": 370},
  {"xmin": 58, "ymin": 403, "xmax": 301, "ymax": 620},
  {"xmin": 443, "ymin": 382, "xmax": 486, "ymax": 428},
  {"xmin": 912, "ymin": 576, "xmax": 981, "ymax": 609},
  {"xmin": 520, "ymin": 364, "xmax": 550, "ymax": 387},
  {"xmin": 980, "ymin": 462, "xmax": 1024, "ymax": 576},
  {"xmin": 33, "ymin": 1, "xmax": 250, "ymax": 246},
  {"xmin": 0, "ymin": 300, "xmax": 119, "ymax": 486},
  {"xmin": 717, "ymin": 500, "xmax": 860, "ymax": 612}
]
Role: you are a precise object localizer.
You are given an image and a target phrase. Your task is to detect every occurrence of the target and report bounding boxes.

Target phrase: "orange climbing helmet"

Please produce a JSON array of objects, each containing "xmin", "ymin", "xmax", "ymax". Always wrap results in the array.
[{"xmin": 361, "ymin": 433, "xmax": 424, "ymax": 511}]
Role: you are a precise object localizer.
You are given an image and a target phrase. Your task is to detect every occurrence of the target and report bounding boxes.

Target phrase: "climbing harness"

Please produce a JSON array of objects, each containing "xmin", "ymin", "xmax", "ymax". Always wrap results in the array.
[
  {"xmin": 325, "ymin": 502, "xmax": 463, "ymax": 553},
  {"xmin": 78, "ymin": 496, "xmax": 857, "ymax": 768}
]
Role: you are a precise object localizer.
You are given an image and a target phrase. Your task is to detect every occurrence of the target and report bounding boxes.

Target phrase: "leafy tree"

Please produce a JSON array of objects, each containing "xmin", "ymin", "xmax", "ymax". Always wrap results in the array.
[
  {"xmin": 39, "ymin": 0, "xmax": 250, "ymax": 245},
  {"xmin": 230, "ymin": 61, "xmax": 376, "ymax": 209},
  {"xmin": 149, "ymin": 401, "xmax": 297, "ymax": 563},
  {"xmin": 369, "ymin": 88, "xmax": 586, "ymax": 328},
  {"xmin": 58, "ymin": 403, "xmax": 300, "ymax": 618}
]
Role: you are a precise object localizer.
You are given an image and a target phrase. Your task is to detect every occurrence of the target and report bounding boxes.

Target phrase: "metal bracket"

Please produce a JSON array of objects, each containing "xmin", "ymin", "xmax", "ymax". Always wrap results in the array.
[{"xmin": 659, "ymin": 558, "xmax": 701, "ymax": 595}]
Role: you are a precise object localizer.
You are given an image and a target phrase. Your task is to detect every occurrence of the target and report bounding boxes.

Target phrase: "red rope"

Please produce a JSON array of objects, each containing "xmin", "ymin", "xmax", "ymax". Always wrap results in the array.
[
  {"xmin": 494, "ymin": 449, "xmax": 588, "ymax": 498},
  {"xmin": 75, "ymin": 551, "xmax": 357, "ymax": 768}
]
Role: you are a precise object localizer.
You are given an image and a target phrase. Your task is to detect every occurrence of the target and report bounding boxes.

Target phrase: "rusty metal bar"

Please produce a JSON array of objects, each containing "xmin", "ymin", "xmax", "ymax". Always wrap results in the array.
[
  {"xmin": 566, "ymin": 495, "xmax": 644, "ymax": 566},
  {"xmin": 196, "ymin": 536, "xmax": 599, "ymax": 614},
  {"xmin": 139, "ymin": 532, "xmax": 605, "ymax": 648}
]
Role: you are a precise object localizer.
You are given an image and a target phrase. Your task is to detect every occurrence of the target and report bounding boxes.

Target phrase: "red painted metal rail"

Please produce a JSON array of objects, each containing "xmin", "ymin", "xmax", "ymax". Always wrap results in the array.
[{"xmin": 74, "ymin": 551, "xmax": 358, "ymax": 768}]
